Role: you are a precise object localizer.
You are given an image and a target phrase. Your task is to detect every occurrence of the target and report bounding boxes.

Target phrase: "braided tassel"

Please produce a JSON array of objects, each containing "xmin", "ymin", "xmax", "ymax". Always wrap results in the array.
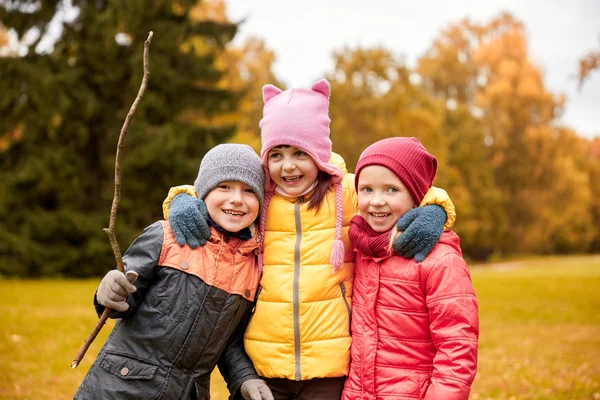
[{"xmin": 330, "ymin": 182, "xmax": 345, "ymax": 273}]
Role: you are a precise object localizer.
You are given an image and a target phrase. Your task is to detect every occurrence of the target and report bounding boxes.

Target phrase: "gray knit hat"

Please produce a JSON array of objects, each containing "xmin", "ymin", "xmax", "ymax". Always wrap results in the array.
[{"xmin": 194, "ymin": 144, "xmax": 265, "ymax": 213}]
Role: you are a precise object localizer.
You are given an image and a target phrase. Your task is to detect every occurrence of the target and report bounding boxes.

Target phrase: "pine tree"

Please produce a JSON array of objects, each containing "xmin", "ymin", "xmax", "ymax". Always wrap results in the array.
[{"xmin": 0, "ymin": 0, "xmax": 238, "ymax": 276}]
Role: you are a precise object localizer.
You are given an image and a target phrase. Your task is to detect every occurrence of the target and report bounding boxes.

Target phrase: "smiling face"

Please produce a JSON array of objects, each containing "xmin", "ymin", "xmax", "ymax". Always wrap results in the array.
[
  {"xmin": 267, "ymin": 145, "xmax": 320, "ymax": 197},
  {"xmin": 357, "ymin": 165, "xmax": 416, "ymax": 233},
  {"xmin": 203, "ymin": 181, "xmax": 260, "ymax": 233}
]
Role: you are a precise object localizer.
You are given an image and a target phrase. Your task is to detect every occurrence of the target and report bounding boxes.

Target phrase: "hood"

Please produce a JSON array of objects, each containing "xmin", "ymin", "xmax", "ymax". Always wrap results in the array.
[
  {"xmin": 437, "ymin": 230, "xmax": 463, "ymax": 255},
  {"xmin": 329, "ymin": 151, "xmax": 348, "ymax": 174}
]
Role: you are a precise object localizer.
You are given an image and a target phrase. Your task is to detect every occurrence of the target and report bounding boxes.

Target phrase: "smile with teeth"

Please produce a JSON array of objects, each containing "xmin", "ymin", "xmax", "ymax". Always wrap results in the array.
[
  {"xmin": 222, "ymin": 210, "xmax": 245, "ymax": 217},
  {"xmin": 370, "ymin": 212, "xmax": 390, "ymax": 219},
  {"xmin": 282, "ymin": 175, "xmax": 302, "ymax": 182}
]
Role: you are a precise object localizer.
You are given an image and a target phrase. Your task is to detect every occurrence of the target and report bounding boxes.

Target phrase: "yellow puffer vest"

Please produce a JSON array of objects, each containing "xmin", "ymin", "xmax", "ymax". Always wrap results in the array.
[{"xmin": 244, "ymin": 171, "xmax": 357, "ymax": 381}]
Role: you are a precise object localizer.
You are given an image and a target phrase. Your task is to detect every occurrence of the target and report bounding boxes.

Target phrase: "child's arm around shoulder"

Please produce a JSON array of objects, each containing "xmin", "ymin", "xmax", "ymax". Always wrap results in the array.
[
  {"xmin": 162, "ymin": 185, "xmax": 197, "ymax": 220},
  {"xmin": 162, "ymin": 185, "xmax": 210, "ymax": 248},
  {"xmin": 421, "ymin": 251, "xmax": 479, "ymax": 399},
  {"xmin": 392, "ymin": 186, "xmax": 455, "ymax": 262},
  {"xmin": 421, "ymin": 187, "xmax": 456, "ymax": 231}
]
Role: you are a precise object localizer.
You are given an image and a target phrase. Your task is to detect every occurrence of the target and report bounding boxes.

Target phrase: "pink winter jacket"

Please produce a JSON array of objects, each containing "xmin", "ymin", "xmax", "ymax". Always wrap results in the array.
[{"xmin": 342, "ymin": 231, "xmax": 479, "ymax": 400}]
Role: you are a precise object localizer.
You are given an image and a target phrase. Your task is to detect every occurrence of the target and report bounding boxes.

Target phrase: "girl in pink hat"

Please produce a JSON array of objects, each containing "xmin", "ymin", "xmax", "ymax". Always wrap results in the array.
[
  {"xmin": 162, "ymin": 80, "xmax": 456, "ymax": 400},
  {"xmin": 343, "ymin": 137, "xmax": 479, "ymax": 400}
]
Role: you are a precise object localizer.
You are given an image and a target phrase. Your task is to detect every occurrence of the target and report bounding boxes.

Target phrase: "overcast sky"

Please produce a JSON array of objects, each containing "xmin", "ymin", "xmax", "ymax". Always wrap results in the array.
[{"xmin": 225, "ymin": 0, "xmax": 600, "ymax": 139}]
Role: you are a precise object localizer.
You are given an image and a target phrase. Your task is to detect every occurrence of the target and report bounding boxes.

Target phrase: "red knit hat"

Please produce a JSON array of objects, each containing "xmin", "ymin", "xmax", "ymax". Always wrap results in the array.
[{"xmin": 354, "ymin": 137, "xmax": 437, "ymax": 204}]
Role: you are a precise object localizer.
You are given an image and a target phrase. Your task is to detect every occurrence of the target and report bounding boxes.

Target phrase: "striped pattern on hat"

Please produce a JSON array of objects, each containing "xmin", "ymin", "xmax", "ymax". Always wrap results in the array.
[{"xmin": 354, "ymin": 137, "xmax": 437, "ymax": 205}]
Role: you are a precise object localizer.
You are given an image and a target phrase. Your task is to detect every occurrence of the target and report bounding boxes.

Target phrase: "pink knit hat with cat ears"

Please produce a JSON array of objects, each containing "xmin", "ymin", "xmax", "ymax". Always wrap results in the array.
[
  {"xmin": 258, "ymin": 79, "xmax": 345, "ymax": 273},
  {"xmin": 259, "ymin": 79, "xmax": 344, "ymax": 189}
]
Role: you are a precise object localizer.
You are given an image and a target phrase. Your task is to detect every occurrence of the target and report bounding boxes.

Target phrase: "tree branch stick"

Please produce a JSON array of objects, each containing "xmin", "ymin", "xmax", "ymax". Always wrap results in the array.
[{"xmin": 71, "ymin": 31, "xmax": 153, "ymax": 369}]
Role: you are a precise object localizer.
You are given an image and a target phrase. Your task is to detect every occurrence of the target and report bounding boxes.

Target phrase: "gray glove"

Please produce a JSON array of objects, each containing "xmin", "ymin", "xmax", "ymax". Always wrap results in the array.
[
  {"xmin": 168, "ymin": 193, "xmax": 210, "ymax": 248},
  {"xmin": 240, "ymin": 379, "xmax": 274, "ymax": 400},
  {"xmin": 96, "ymin": 270, "xmax": 138, "ymax": 312}
]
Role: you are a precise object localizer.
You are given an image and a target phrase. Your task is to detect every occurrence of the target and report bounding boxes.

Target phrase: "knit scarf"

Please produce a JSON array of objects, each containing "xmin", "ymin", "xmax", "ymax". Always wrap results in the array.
[{"xmin": 348, "ymin": 215, "xmax": 392, "ymax": 258}]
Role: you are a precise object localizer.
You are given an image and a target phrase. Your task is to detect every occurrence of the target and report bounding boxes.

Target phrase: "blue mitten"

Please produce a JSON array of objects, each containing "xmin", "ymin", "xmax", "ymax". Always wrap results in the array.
[
  {"xmin": 392, "ymin": 205, "xmax": 447, "ymax": 262},
  {"xmin": 168, "ymin": 194, "xmax": 210, "ymax": 248}
]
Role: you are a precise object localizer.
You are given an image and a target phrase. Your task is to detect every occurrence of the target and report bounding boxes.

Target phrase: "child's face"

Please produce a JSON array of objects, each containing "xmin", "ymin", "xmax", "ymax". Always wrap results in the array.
[
  {"xmin": 204, "ymin": 181, "xmax": 259, "ymax": 233},
  {"xmin": 267, "ymin": 145, "xmax": 319, "ymax": 197},
  {"xmin": 357, "ymin": 165, "xmax": 416, "ymax": 233}
]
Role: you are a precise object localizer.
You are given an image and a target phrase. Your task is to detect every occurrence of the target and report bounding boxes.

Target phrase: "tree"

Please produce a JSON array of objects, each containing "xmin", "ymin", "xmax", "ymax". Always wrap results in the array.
[
  {"xmin": 325, "ymin": 46, "xmax": 504, "ymax": 259},
  {"xmin": 182, "ymin": 0, "xmax": 283, "ymax": 152},
  {"xmin": 0, "ymin": 0, "xmax": 238, "ymax": 276},
  {"xmin": 578, "ymin": 38, "xmax": 600, "ymax": 89},
  {"xmin": 584, "ymin": 138, "xmax": 600, "ymax": 252},
  {"xmin": 222, "ymin": 37, "xmax": 283, "ymax": 152},
  {"xmin": 327, "ymin": 47, "xmax": 447, "ymax": 170},
  {"xmin": 418, "ymin": 13, "xmax": 595, "ymax": 255}
]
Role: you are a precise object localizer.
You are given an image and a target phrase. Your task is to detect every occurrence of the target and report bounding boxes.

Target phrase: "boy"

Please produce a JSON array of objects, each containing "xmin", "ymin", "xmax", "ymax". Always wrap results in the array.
[{"xmin": 75, "ymin": 144, "xmax": 273, "ymax": 400}]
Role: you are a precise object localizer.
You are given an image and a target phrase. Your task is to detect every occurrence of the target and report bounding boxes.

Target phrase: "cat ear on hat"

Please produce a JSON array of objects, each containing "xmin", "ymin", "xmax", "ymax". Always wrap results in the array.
[
  {"xmin": 311, "ymin": 79, "xmax": 330, "ymax": 99},
  {"xmin": 262, "ymin": 84, "xmax": 283, "ymax": 104}
]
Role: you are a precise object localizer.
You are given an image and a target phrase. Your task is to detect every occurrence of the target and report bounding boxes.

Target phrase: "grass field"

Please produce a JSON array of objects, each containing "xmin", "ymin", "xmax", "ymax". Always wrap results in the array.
[{"xmin": 0, "ymin": 255, "xmax": 599, "ymax": 399}]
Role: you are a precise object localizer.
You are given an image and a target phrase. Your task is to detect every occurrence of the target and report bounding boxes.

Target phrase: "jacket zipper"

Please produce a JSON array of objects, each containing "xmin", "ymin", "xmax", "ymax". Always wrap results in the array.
[
  {"xmin": 293, "ymin": 201, "xmax": 302, "ymax": 381},
  {"xmin": 251, "ymin": 287, "xmax": 262, "ymax": 314},
  {"xmin": 339, "ymin": 282, "xmax": 352, "ymax": 333}
]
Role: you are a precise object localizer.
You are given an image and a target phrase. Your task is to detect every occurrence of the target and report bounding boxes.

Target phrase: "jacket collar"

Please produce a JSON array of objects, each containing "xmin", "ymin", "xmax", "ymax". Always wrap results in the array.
[{"xmin": 206, "ymin": 226, "xmax": 260, "ymax": 255}]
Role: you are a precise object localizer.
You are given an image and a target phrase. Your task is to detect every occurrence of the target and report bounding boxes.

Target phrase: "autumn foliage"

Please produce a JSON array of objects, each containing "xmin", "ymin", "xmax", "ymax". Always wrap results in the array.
[{"xmin": 0, "ymin": 4, "xmax": 598, "ymax": 276}]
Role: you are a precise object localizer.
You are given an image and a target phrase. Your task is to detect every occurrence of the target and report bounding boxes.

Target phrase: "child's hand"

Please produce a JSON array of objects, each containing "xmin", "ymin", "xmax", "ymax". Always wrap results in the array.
[
  {"xmin": 240, "ymin": 379, "xmax": 274, "ymax": 400},
  {"xmin": 393, "ymin": 205, "xmax": 447, "ymax": 262},
  {"xmin": 169, "ymin": 194, "xmax": 210, "ymax": 248},
  {"xmin": 96, "ymin": 270, "xmax": 138, "ymax": 312}
]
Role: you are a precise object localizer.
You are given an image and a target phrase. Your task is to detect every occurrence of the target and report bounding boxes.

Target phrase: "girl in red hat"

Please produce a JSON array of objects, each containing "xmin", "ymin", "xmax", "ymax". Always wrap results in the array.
[{"xmin": 343, "ymin": 137, "xmax": 479, "ymax": 400}]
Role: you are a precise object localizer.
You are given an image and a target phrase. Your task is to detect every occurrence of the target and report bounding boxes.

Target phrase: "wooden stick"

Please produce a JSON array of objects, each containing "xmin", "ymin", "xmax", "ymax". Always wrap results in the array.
[{"xmin": 71, "ymin": 31, "xmax": 153, "ymax": 369}]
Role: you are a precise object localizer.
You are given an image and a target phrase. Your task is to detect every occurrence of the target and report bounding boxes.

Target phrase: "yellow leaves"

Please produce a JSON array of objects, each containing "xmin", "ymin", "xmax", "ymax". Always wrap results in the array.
[
  {"xmin": 180, "ymin": 1, "xmax": 231, "ymax": 56},
  {"xmin": 486, "ymin": 79, "xmax": 513, "ymax": 98},
  {"xmin": 213, "ymin": 37, "xmax": 281, "ymax": 149},
  {"xmin": 515, "ymin": 77, "xmax": 539, "ymax": 98},
  {"xmin": 578, "ymin": 40, "xmax": 600, "ymax": 88},
  {"xmin": 427, "ymin": 10, "xmax": 598, "ymax": 252},
  {"xmin": 331, "ymin": 47, "xmax": 401, "ymax": 96},
  {"xmin": 328, "ymin": 46, "xmax": 452, "ymax": 171},
  {"xmin": 498, "ymin": 59, "xmax": 520, "ymax": 81},
  {"xmin": 221, "ymin": 38, "xmax": 279, "ymax": 91},
  {"xmin": 507, "ymin": 126, "xmax": 597, "ymax": 252},
  {"xmin": 472, "ymin": 22, "xmax": 528, "ymax": 74},
  {"xmin": 189, "ymin": 0, "xmax": 228, "ymax": 23},
  {"xmin": 181, "ymin": 37, "xmax": 214, "ymax": 57}
]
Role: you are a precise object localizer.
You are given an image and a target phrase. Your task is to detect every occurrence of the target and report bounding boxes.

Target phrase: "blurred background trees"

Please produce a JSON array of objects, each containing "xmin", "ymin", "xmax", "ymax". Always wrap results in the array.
[
  {"xmin": 0, "ymin": 2, "xmax": 598, "ymax": 276},
  {"xmin": 578, "ymin": 38, "xmax": 600, "ymax": 88},
  {"xmin": 0, "ymin": 0, "xmax": 239, "ymax": 276}
]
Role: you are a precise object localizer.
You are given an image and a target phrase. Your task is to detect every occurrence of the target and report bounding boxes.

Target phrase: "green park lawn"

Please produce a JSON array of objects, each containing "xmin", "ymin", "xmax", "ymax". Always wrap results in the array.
[{"xmin": 0, "ymin": 255, "xmax": 598, "ymax": 399}]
